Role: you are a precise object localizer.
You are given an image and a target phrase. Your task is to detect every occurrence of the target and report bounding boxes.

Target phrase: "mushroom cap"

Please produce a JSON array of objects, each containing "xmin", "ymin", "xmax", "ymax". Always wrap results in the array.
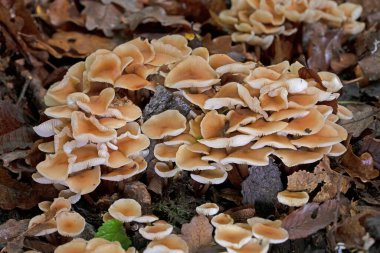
[
  {"xmin": 28, "ymin": 214, "xmax": 57, "ymax": 236},
  {"xmin": 176, "ymin": 145, "xmax": 215, "ymax": 171},
  {"xmin": 226, "ymin": 109, "xmax": 260, "ymax": 133},
  {"xmin": 50, "ymin": 197, "xmax": 71, "ymax": 215},
  {"xmin": 138, "ymin": 221, "xmax": 173, "ymax": 240},
  {"xmin": 187, "ymin": 142, "xmax": 210, "ymax": 154},
  {"xmin": 200, "ymin": 110, "xmax": 226, "ymax": 139},
  {"xmin": 328, "ymin": 143, "xmax": 347, "ymax": 156},
  {"xmin": 226, "ymin": 238, "xmax": 270, "ymax": 253},
  {"xmin": 182, "ymin": 91, "xmax": 210, "ymax": 110},
  {"xmin": 318, "ymin": 71, "xmax": 343, "ymax": 92},
  {"xmin": 191, "ymin": 167, "xmax": 228, "ymax": 184},
  {"xmin": 196, "ymin": 203, "xmax": 219, "ymax": 216},
  {"xmin": 108, "ymin": 198, "xmax": 142, "ymax": 222},
  {"xmin": 149, "ymin": 35, "xmax": 191, "ymax": 66},
  {"xmin": 134, "ymin": 215, "xmax": 159, "ymax": 223},
  {"xmin": 66, "ymin": 166, "xmax": 101, "ymax": 194},
  {"xmin": 76, "ymin": 88, "xmax": 115, "ymax": 115},
  {"xmin": 58, "ymin": 189, "xmax": 81, "ymax": 204},
  {"xmin": 71, "ymin": 111, "xmax": 117, "ymax": 143},
  {"xmin": 56, "ymin": 211, "xmax": 85, "ymax": 237},
  {"xmin": 142, "ymin": 110, "xmax": 187, "ymax": 139},
  {"xmin": 101, "ymin": 157, "xmax": 147, "ymax": 181},
  {"xmin": 85, "ymin": 238, "xmax": 111, "ymax": 251},
  {"xmin": 44, "ymin": 105, "xmax": 76, "ymax": 119},
  {"xmin": 164, "ymin": 133, "xmax": 196, "ymax": 146},
  {"xmin": 267, "ymin": 109, "xmax": 309, "ymax": 121},
  {"xmin": 128, "ymin": 37, "xmax": 155, "ymax": 63},
  {"xmin": 92, "ymin": 243, "xmax": 126, "ymax": 253},
  {"xmin": 290, "ymin": 124, "xmax": 342, "ymax": 148},
  {"xmin": 247, "ymin": 217, "xmax": 282, "ymax": 228},
  {"xmin": 277, "ymin": 190, "xmax": 309, "ymax": 207},
  {"xmin": 154, "ymin": 162, "xmax": 180, "ymax": 178},
  {"xmin": 38, "ymin": 201, "xmax": 52, "ymax": 212},
  {"xmin": 237, "ymin": 119, "xmax": 288, "ymax": 136},
  {"xmin": 337, "ymin": 104, "xmax": 353, "ymax": 120},
  {"xmin": 215, "ymin": 224, "xmax": 252, "ymax": 249},
  {"xmin": 199, "ymin": 134, "xmax": 256, "ymax": 149},
  {"xmin": 165, "ymin": 55, "xmax": 220, "ymax": 89},
  {"xmin": 201, "ymin": 149, "xmax": 227, "ymax": 163},
  {"xmin": 211, "ymin": 213, "xmax": 234, "ymax": 227},
  {"xmin": 204, "ymin": 82, "xmax": 246, "ymax": 110},
  {"xmin": 86, "ymin": 50, "xmax": 122, "ymax": 84},
  {"xmin": 115, "ymin": 74, "xmax": 152, "ymax": 90},
  {"xmin": 272, "ymin": 149, "xmax": 324, "ymax": 167},
  {"xmin": 221, "ymin": 147, "xmax": 273, "ymax": 166},
  {"xmin": 55, "ymin": 238, "xmax": 87, "ymax": 253},
  {"xmin": 34, "ymin": 119, "xmax": 65, "ymax": 138},
  {"xmin": 251, "ymin": 134, "xmax": 296, "ymax": 150},
  {"xmin": 281, "ymin": 109, "xmax": 325, "ymax": 136},
  {"xmin": 251, "ymin": 223, "xmax": 289, "ymax": 244},
  {"xmin": 36, "ymin": 152, "xmax": 69, "ymax": 181},
  {"xmin": 154, "ymin": 143, "xmax": 180, "ymax": 162},
  {"xmin": 67, "ymin": 144, "xmax": 107, "ymax": 174},
  {"xmin": 144, "ymin": 234, "xmax": 189, "ymax": 253}
]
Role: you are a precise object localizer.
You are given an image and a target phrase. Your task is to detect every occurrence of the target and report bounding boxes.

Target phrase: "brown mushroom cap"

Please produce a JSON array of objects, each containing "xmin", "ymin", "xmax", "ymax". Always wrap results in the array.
[
  {"xmin": 164, "ymin": 133, "xmax": 196, "ymax": 146},
  {"xmin": 154, "ymin": 143, "xmax": 180, "ymax": 162},
  {"xmin": 36, "ymin": 152, "xmax": 69, "ymax": 181},
  {"xmin": 71, "ymin": 111, "xmax": 117, "ymax": 143},
  {"xmin": 277, "ymin": 190, "xmax": 309, "ymax": 207},
  {"xmin": 28, "ymin": 214, "xmax": 57, "ymax": 236},
  {"xmin": 273, "ymin": 149, "xmax": 324, "ymax": 167},
  {"xmin": 115, "ymin": 74, "xmax": 152, "ymax": 90},
  {"xmin": 66, "ymin": 166, "xmax": 101, "ymax": 195},
  {"xmin": 138, "ymin": 221, "xmax": 173, "ymax": 240},
  {"xmin": 142, "ymin": 110, "xmax": 187, "ymax": 139},
  {"xmin": 221, "ymin": 147, "xmax": 273, "ymax": 166},
  {"xmin": 267, "ymin": 109, "xmax": 309, "ymax": 121},
  {"xmin": 328, "ymin": 143, "xmax": 347, "ymax": 156},
  {"xmin": 134, "ymin": 215, "xmax": 159, "ymax": 223},
  {"xmin": 49, "ymin": 197, "xmax": 71, "ymax": 215},
  {"xmin": 196, "ymin": 203, "xmax": 219, "ymax": 216},
  {"xmin": 237, "ymin": 119, "xmax": 288, "ymax": 136},
  {"xmin": 215, "ymin": 224, "xmax": 252, "ymax": 249},
  {"xmin": 226, "ymin": 238, "xmax": 270, "ymax": 253},
  {"xmin": 165, "ymin": 55, "xmax": 220, "ymax": 89},
  {"xmin": 44, "ymin": 105, "xmax": 76, "ymax": 119},
  {"xmin": 67, "ymin": 144, "xmax": 107, "ymax": 174},
  {"xmin": 76, "ymin": 88, "xmax": 114, "ymax": 115},
  {"xmin": 55, "ymin": 238, "xmax": 87, "ymax": 253},
  {"xmin": 92, "ymin": 243, "xmax": 126, "ymax": 253},
  {"xmin": 337, "ymin": 104, "xmax": 353, "ymax": 120},
  {"xmin": 86, "ymin": 50, "xmax": 123, "ymax": 84},
  {"xmin": 56, "ymin": 211, "xmax": 85, "ymax": 237},
  {"xmin": 204, "ymin": 82, "xmax": 246, "ymax": 110},
  {"xmin": 101, "ymin": 157, "xmax": 146, "ymax": 181},
  {"xmin": 200, "ymin": 110, "xmax": 227, "ymax": 139},
  {"xmin": 108, "ymin": 198, "xmax": 142, "ymax": 222},
  {"xmin": 251, "ymin": 223, "xmax": 289, "ymax": 244},
  {"xmin": 154, "ymin": 162, "xmax": 179, "ymax": 178},
  {"xmin": 251, "ymin": 134, "xmax": 296, "ymax": 150},
  {"xmin": 190, "ymin": 168, "xmax": 228, "ymax": 184},
  {"xmin": 247, "ymin": 217, "xmax": 282, "ymax": 228},
  {"xmin": 281, "ymin": 109, "xmax": 325, "ymax": 136},
  {"xmin": 176, "ymin": 145, "xmax": 215, "ymax": 171},
  {"xmin": 290, "ymin": 124, "xmax": 342, "ymax": 148},
  {"xmin": 211, "ymin": 213, "xmax": 234, "ymax": 227},
  {"xmin": 144, "ymin": 234, "xmax": 189, "ymax": 253},
  {"xmin": 226, "ymin": 109, "xmax": 260, "ymax": 133}
]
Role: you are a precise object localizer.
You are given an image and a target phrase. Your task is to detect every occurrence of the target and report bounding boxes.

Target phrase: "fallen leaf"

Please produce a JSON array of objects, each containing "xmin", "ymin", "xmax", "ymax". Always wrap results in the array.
[
  {"xmin": 82, "ymin": 0, "xmax": 126, "ymax": 36},
  {"xmin": 124, "ymin": 6, "xmax": 190, "ymax": 31},
  {"xmin": 360, "ymin": 136, "xmax": 380, "ymax": 169},
  {"xmin": 287, "ymin": 157, "xmax": 350, "ymax": 202},
  {"xmin": 298, "ymin": 66, "xmax": 323, "ymax": 86},
  {"xmin": 0, "ymin": 168, "xmax": 57, "ymax": 210},
  {"xmin": 330, "ymin": 53, "xmax": 357, "ymax": 74},
  {"xmin": 47, "ymin": 0, "xmax": 84, "ymax": 26},
  {"xmin": 123, "ymin": 181, "xmax": 151, "ymax": 213},
  {"xmin": 225, "ymin": 205, "xmax": 255, "ymax": 223},
  {"xmin": 341, "ymin": 145, "xmax": 379, "ymax": 182},
  {"xmin": 202, "ymin": 34, "xmax": 247, "ymax": 60},
  {"xmin": 282, "ymin": 199, "xmax": 338, "ymax": 239},
  {"xmin": 0, "ymin": 219, "xmax": 29, "ymax": 243},
  {"xmin": 241, "ymin": 158, "xmax": 283, "ymax": 215},
  {"xmin": 181, "ymin": 215, "xmax": 213, "ymax": 253},
  {"xmin": 339, "ymin": 104, "xmax": 380, "ymax": 137},
  {"xmin": 0, "ymin": 101, "xmax": 36, "ymax": 154}
]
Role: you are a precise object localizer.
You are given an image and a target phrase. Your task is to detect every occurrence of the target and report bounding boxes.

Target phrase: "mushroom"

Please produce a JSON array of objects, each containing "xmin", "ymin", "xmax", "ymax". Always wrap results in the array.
[
  {"xmin": 272, "ymin": 149, "xmax": 323, "ymax": 167},
  {"xmin": 144, "ymin": 234, "xmax": 189, "ymax": 253},
  {"xmin": 66, "ymin": 166, "xmax": 101, "ymax": 194},
  {"xmin": 226, "ymin": 238, "xmax": 270, "ymax": 253},
  {"xmin": 196, "ymin": 203, "xmax": 219, "ymax": 216},
  {"xmin": 191, "ymin": 168, "xmax": 228, "ymax": 184},
  {"xmin": 55, "ymin": 238, "xmax": 87, "ymax": 253},
  {"xmin": 55, "ymin": 211, "xmax": 86, "ymax": 237},
  {"xmin": 211, "ymin": 213, "xmax": 234, "ymax": 227},
  {"xmin": 108, "ymin": 198, "xmax": 142, "ymax": 222},
  {"xmin": 277, "ymin": 190, "xmax": 309, "ymax": 207},
  {"xmin": 215, "ymin": 224, "xmax": 252, "ymax": 249},
  {"xmin": 138, "ymin": 221, "xmax": 173, "ymax": 240},
  {"xmin": 251, "ymin": 223, "xmax": 289, "ymax": 244},
  {"xmin": 176, "ymin": 145, "xmax": 215, "ymax": 171},
  {"xmin": 221, "ymin": 147, "xmax": 273, "ymax": 166},
  {"xmin": 154, "ymin": 162, "xmax": 180, "ymax": 178},
  {"xmin": 141, "ymin": 110, "xmax": 187, "ymax": 139}
]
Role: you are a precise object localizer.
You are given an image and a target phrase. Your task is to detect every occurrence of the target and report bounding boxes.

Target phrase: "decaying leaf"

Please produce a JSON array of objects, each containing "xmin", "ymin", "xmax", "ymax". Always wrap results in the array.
[
  {"xmin": 282, "ymin": 199, "xmax": 338, "ymax": 239},
  {"xmin": 287, "ymin": 157, "xmax": 350, "ymax": 202},
  {"xmin": 125, "ymin": 6, "xmax": 190, "ymax": 31},
  {"xmin": 225, "ymin": 205, "xmax": 255, "ymax": 223},
  {"xmin": 46, "ymin": 0, "xmax": 84, "ymax": 26},
  {"xmin": 241, "ymin": 158, "xmax": 283, "ymax": 214},
  {"xmin": 202, "ymin": 34, "xmax": 247, "ymax": 60},
  {"xmin": 181, "ymin": 215, "xmax": 213, "ymax": 253},
  {"xmin": 341, "ymin": 145, "xmax": 379, "ymax": 182},
  {"xmin": 298, "ymin": 66, "xmax": 323, "ymax": 86},
  {"xmin": 0, "ymin": 219, "xmax": 29, "ymax": 243},
  {"xmin": 0, "ymin": 101, "xmax": 36, "ymax": 154},
  {"xmin": 340, "ymin": 104, "xmax": 380, "ymax": 137},
  {"xmin": 0, "ymin": 168, "xmax": 57, "ymax": 210},
  {"xmin": 360, "ymin": 136, "xmax": 380, "ymax": 169}
]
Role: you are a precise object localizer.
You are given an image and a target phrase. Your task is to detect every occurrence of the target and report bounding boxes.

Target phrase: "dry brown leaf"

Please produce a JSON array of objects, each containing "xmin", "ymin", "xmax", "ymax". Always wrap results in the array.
[
  {"xmin": 123, "ymin": 181, "xmax": 151, "ymax": 213},
  {"xmin": 47, "ymin": 0, "xmax": 84, "ymax": 26},
  {"xmin": 282, "ymin": 199, "xmax": 338, "ymax": 239},
  {"xmin": 287, "ymin": 157, "xmax": 350, "ymax": 203},
  {"xmin": 202, "ymin": 34, "xmax": 246, "ymax": 59},
  {"xmin": 0, "ymin": 219, "xmax": 29, "ymax": 243},
  {"xmin": 360, "ymin": 136, "xmax": 380, "ymax": 169},
  {"xmin": 298, "ymin": 67, "xmax": 323, "ymax": 86},
  {"xmin": 340, "ymin": 104, "xmax": 380, "ymax": 137},
  {"xmin": 125, "ymin": 6, "xmax": 190, "ymax": 31},
  {"xmin": 181, "ymin": 215, "xmax": 213, "ymax": 253},
  {"xmin": 0, "ymin": 101, "xmax": 36, "ymax": 154},
  {"xmin": 0, "ymin": 168, "xmax": 57, "ymax": 210},
  {"xmin": 46, "ymin": 31, "xmax": 116, "ymax": 58},
  {"xmin": 225, "ymin": 205, "xmax": 255, "ymax": 223},
  {"xmin": 341, "ymin": 145, "xmax": 379, "ymax": 182}
]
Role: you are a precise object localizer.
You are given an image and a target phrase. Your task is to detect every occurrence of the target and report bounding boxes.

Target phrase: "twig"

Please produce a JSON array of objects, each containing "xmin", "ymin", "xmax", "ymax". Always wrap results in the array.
[{"xmin": 16, "ymin": 74, "xmax": 32, "ymax": 105}]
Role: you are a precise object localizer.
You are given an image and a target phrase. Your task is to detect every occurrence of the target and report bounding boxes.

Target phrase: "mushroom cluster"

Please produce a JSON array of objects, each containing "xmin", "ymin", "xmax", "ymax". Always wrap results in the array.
[
  {"xmin": 28, "ymin": 197, "xmax": 85, "ymax": 237},
  {"xmin": 218, "ymin": 0, "xmax": 365, "ymax": 49},
  {"xmin": 34, "ymin": 34, "xmax": 352, "ymax": 188},
  {"xmin": 55, "ymin": 238, "xmax": 137, "ymax": 253},
  {"xmin": 142, "ymin": 44, "xmax": 352, "ymax": 185},
  {"xmin": 33, "ymin": 35, "xmax": 196, "ymax": 194}
]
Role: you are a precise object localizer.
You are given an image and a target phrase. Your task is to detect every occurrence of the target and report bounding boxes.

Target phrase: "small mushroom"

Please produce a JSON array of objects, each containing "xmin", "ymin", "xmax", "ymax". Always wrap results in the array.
[
  {"xmin": 211, "ymin": 213, "xmax": 234, "ymax": 227},
  {"xmin": 191, "ymin": 168, "xmax": 228, "ymax": 184},
  {"xmin": 277, "ymin": 190, "xmax": 309, "ymax": 207},
  {"xmin": 215, "ymin": 224, "xmax": 252, "ymax": 249},
  {"xmin": 196, "ymin": 203, "xmax": 219, "ymax": 216},
  {"xmin": 251, "ymin": 223, "xmax": 289, "ymax": 244},
  {"xmin": 226, "ymin": 238, "xmax": 269, "ymax": 253},
  {"xmin": 108, "ymin": 198, "xmax": 142, "ymax": 222},
  {"xmin": 138, "ymin": 221, "xmax": 173, "ymax": 240},
  {"xmin": 56, "ymin": 211, "xmax": 86, "ymax": 237},
  {"xmin": 55, "ymin": 238, "xmax": 87, "ymax": 253},
  {"xmin": 144, "ymin": 234, "xmax": 189, "ymax": 253}
]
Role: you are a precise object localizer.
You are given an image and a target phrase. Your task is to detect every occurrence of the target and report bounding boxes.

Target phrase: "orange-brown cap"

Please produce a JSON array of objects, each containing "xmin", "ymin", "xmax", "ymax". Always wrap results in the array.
[
  {"xmin": 108, "ymin": 198, "xmax": 142, "ymax": 222},
  {"xmin": 144, "ymin": 234, "xmax": 189, "ymax": 253},
  {"xmin": 215, "ymin": 224, "xmax": 252, "ymax": 249},
  {"xmin": 142, "ymin": 110, "xmax": 187, "ymax": 139},
  {"xmin": 138, "ymin": 221, "xmax": 173, "ymax": 240},
  {"xmin": 56, "ymin": 211, "xmax": 85, "ymax": 237},
  {"xmin": 277, "ymin": 190, "xmax": 309, "ymax": 207}
]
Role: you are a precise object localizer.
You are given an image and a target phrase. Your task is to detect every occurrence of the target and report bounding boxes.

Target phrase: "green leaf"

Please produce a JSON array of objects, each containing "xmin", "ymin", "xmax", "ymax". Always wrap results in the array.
[{"xmin": 95, "ymin": 219, "xmax": 131, "ymax": 249}]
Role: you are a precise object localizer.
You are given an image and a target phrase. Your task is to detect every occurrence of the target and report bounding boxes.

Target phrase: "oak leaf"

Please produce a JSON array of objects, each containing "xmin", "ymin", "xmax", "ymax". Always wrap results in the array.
[{"xmin": 181, "ymin": 215, "xmax": 213, "ymax": 253}]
